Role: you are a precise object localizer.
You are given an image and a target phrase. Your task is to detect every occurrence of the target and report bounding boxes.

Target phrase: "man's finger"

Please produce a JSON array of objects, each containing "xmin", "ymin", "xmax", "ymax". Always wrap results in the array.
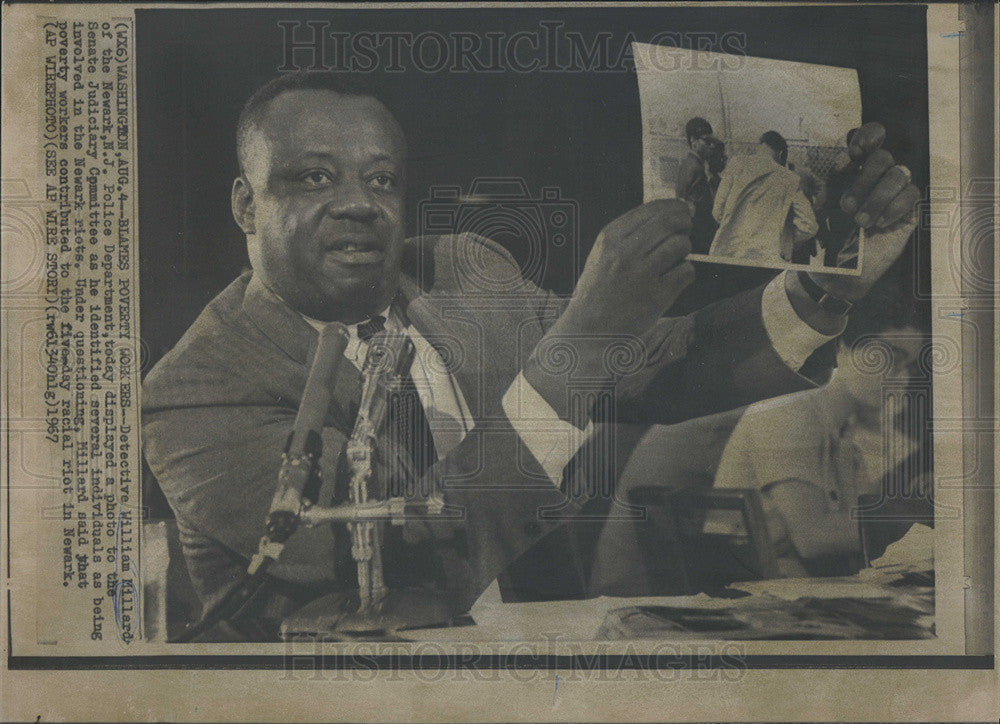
[
  {"xmin": 854, "ymin": 165, "xmax": 912, "ymax": 228},
  {"xmin": 623, "ymin": 204, "xmax": 693, "ymax": 258},
  {"xmin": 613, "ymin": 198, "xmax": 691, "ymax": 240},
  {"xmin": 599, "ymin": 200, "xmax": 662, "ymax": 240},
  {"xmin": 876, "ymin": 184, "xmax": 921, "ymax": 229},
  {"xmin": 841, "ymin": 149, "xmax": 895, "ymax": 214},
  {"xmin": 659, "ymin": 260, "xmax": 696, "ymax": 295},
  {"xmin": 847, "ymin": 121, "xmax": 886, "ymax": 162},
  {"xmin": 644, "ymin": 232, "xmax": 692, "ymax": 267},
  {"xmin": 652, "ymin": 199, "xmax": 694, "ymax": 237}
]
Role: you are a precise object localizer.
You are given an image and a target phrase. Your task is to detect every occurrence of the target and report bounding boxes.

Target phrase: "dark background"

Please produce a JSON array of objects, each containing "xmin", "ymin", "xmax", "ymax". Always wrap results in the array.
[{"xmin": 137, "ymin": 5, "xmax": 930, "ymax": 517}]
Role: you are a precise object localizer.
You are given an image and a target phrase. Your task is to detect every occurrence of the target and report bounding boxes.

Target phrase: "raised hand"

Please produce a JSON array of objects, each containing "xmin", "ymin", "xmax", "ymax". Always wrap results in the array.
[
  {"xmin": 561, "ymin": 198, "xmax": 695, "ymax": 338},
  {"xmin": 522, "ymin": 199, "xmax": 696, "ymax": 415},
  {"xmin": 810, "ymin": 122, "xmax": 921, "ymax": 301}
]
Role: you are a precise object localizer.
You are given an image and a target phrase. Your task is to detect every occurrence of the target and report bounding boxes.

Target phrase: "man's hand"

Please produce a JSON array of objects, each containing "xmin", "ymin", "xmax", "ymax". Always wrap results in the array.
[
  {"xmin": 810, "ymin": 122, "xmax": 921, "ymax": 301},
  {"xmin": 560, "ymin": 199, "xmax": 695, "ymax": 339},
  {"xmin": 522, "ymin": 200, "xmax": 695, "ymax": 418}
]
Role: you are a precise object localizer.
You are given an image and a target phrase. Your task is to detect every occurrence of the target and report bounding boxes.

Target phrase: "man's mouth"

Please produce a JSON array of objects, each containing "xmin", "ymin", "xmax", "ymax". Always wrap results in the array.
[{"xmin": 323, "ymin": 239, "xmax": 386, "ymax": 266}]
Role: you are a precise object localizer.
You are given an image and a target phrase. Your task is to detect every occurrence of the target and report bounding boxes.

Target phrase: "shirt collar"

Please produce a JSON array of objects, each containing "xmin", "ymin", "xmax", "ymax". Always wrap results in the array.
[{"xmin": 299, "ymin": 305, "xmax": 395, "ymax": 336}]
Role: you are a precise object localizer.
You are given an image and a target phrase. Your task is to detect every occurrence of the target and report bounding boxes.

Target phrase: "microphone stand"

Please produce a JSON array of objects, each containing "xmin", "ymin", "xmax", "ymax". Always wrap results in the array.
[{"xmin": 343, "ymin": 329, "xmax": 412, "ymax": 614}]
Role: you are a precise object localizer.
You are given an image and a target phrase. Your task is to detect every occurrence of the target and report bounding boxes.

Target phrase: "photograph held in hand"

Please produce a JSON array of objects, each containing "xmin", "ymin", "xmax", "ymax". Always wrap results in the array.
[{"xmin": 634, "ymin": 43, "xmax": 924, "ymax": 278}]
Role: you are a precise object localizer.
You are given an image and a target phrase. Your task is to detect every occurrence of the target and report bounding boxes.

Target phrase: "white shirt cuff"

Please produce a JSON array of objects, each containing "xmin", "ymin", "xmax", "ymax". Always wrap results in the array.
[
  {"xmin": 501, "ymin": 372, "xmax": 594, "ymax": 487},
  {"xmin": 761, "ymin": 271, "xmax": 845, "ymax": 371}
]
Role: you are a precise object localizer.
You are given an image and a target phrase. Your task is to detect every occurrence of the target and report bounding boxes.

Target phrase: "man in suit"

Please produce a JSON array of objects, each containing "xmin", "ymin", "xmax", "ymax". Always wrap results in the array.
[
  {"xmin": 674, "ymin": 117, "xmax": 720, "ymax": 253},
  {"xmin": 142, "ymin": 72, "xmax": 920, "ymax": 638},
  {"xmin": 710, "ymin": 131, "xmax": 819, "ymax": 264}
]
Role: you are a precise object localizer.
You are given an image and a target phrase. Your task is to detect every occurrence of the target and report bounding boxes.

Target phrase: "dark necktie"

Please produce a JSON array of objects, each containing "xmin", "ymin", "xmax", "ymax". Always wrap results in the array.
[{"xmin": 356, "ymin": 315, "xmax": 438, "ymax": 488}]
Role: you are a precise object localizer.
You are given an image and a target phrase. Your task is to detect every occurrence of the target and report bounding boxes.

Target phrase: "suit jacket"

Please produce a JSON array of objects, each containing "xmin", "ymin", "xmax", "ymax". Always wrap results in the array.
[
  {"xmin": 142, "ymin": 233, "xmax": 816, "ymax": 621},
  {"xmin": 675, "ymin": 151, "xmax": 719, "ymax": 254},
  {"xmin": 711, "ymin": 152, "xmax": 818, "ymax": 262},
  {"xmin": 674, "ymin": 150, "xmax": 701, "ymax": 193}
]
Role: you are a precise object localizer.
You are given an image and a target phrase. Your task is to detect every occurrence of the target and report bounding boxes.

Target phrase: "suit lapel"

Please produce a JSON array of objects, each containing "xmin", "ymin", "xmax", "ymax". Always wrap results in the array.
[
  {"xmin": 398, "ymin": 242, "xmax": 522, "ymax": 420},
  {"xmin": 398, "ymin": 274, "xmax": 491, "ymax": 419}
]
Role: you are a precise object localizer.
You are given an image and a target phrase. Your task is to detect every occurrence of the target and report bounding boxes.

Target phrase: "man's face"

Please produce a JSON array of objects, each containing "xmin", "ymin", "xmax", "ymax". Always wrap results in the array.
[
  {"xmin": 238, "ymin": 89, "xmax": 406, "ymax": 322},
  {"xmin": 760, "ymin": 142, "xmax": 781, "ymax": 165},
  {"xmin": 838, "ymin": 326, "xmax": 925, "ymax": 408},
  {"xmin": 690, "ymin": 136, "xmax": 709, "ymax": 159}
]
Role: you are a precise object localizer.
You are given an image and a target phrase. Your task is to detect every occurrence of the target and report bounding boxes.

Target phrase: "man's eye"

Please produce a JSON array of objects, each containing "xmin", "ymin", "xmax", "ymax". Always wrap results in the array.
[
  {"xmin": 369, "ymin": 174, "xmax": 397, "ymax": 191},
  {"xmin": 299, "ymin": 170, "xmax": 333, "ymax": 187}
]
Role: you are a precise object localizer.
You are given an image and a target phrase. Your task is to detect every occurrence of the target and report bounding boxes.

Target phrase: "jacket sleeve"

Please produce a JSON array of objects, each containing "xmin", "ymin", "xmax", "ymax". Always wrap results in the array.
[
  {"xmin": 142, "ymin": 401, "xmax": 344, "ymax": 606},
  {"xmin": 789, "ymin": 187, "xmax": 819, "ymax": 243},
  {"xmin": 518, "ymin": 282, "xmax": 820, "ymax": 428},
  {"xmin": 621, "ymin": 284, "xmax": 819, "ymax": 424},
  {"xmin": 713, "ymin": 170, "xmax": 734, "ymax": 223},
  {"xmin": 142, "ymin": 239, "xmax": 590, "ymax": 618},
  {"xmin": 675, "ymin": 154, "xmax": 700, "ymax": 201},
  {"xmin": 466, "ymin": 224, "xmax": 824, "ymax": 427},
  {"xmin": 144, "ymin": 377, "xmax": 575, "ymax": 618}
]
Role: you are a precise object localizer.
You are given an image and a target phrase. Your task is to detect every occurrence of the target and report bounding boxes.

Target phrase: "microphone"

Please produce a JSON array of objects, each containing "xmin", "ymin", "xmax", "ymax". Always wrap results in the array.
[{"xmin": 265, "ymin": 321, "xmax": 349, "ymax": 545}]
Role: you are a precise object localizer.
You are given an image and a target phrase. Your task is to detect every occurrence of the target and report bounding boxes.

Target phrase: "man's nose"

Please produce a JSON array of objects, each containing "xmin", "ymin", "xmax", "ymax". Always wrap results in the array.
[{"xmin": 326, "ymin": 183, "xmax": 379, "ymax": 223}]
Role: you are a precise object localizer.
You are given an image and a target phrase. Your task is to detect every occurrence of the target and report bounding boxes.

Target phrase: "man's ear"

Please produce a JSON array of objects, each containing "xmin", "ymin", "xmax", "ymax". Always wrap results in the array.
[{"xmin": 231, "ymin": 175, "xmax": 256, "ymax": 235}]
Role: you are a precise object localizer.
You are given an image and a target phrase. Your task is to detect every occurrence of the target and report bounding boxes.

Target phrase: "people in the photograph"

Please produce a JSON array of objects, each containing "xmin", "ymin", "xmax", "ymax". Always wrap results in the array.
[
  {"xmin": 674, "ymin": 117, "xmax": 720, "ymax": 253},
  {"xmin": 816, "ymin": 127, "xmax": 867, "ymax": 269},
  {"xmin": 710, "ymin": 130, "xmax": 819, "ymax": 264},
  {"xmin": 713, "ymin": 281, "xmax": 929, "ymax": 576},
  {"xmin": 141, "ymin": 71, "xmax": 920, "ymax": 639},
  {"xmin": 788, "ymin": 161, "xmax": 828, "ymax": 264},
  {"xmin": 705, "ymin": 135, "xmax": 728, "ymax": 193}
]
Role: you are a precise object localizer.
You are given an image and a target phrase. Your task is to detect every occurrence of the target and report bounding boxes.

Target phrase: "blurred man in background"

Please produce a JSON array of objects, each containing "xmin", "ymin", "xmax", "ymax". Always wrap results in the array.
[
  {"xmin": 588, "ymin": 280, "xmax": 931, "ymax": 594},
  {"xmin": 712, "ymin": 279, "xmax": 930, "ymax": 576}
]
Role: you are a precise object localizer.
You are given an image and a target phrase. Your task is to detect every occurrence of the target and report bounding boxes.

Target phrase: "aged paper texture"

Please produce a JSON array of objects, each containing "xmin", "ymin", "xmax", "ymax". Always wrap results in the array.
[{"xmin": 2, "ymin": 2, "xmax": 996, "ymax": 721}]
